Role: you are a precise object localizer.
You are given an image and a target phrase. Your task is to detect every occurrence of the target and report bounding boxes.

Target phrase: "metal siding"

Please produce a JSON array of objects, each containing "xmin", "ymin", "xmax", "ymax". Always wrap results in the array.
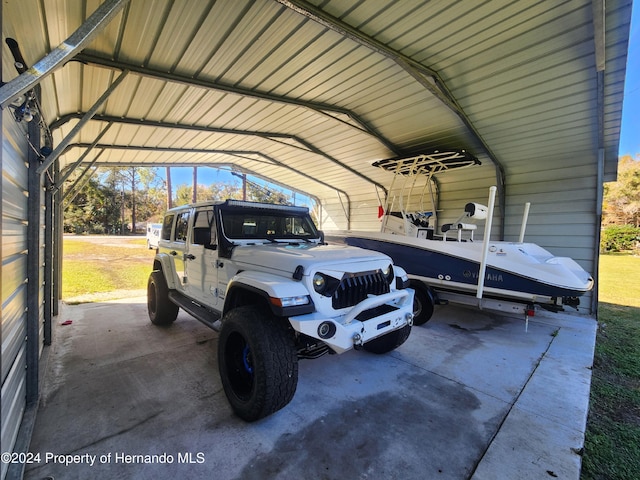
[
  {"xmin": 1, "ymin": 347, "xmax": 27, "ymax": 480},
  {"xmin": 1, "ymin": 286, "xmax": 27, "ymax": 382},
  {"xmin": 319, "ymin": 198, "xmax": 350, "ymax": 230},
  {"xmin": 603, "ymin": 2, "xmax": 632, "ymax": 181},
  {"xmin": 53, "ymin": 61, "xmax": 84, "ymax": 114},
  {"xmin": 81, "ymin": 64, "xmax": 115, "ymax": 114},
  {"xmin": 2, "ymin": 109, "xmax": 29, "ymax": 477},
  {"xmin": 148, "ymin": 1, "xmax": 232, "ymax": 72},
  {"xmin": 198, "ymin": 1, "xmax": 285, "ymax": 80}
]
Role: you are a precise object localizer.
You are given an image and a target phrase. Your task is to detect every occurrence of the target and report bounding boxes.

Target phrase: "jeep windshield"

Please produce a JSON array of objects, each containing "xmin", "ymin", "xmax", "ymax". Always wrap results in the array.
[{"xmin": 220, "ymin": 203, "xmax": 320, "ymax": 243}]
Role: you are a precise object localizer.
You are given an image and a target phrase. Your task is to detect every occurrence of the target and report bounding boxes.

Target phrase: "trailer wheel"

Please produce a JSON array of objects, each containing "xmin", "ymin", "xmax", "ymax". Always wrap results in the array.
[
  {"xmin": 218, "ymin": 306, "xmax": 298, "ymax": 421},
  {"xmin": 147, "ymin": 271, "xmax": 179, "ymax": 325},
  {"xmin": 412, "ymin": 282, "xmax": 436, "ymax": 325},
  {"xmin": 363, "ymin": 323, "xmax": 411, "ymax": 354}
]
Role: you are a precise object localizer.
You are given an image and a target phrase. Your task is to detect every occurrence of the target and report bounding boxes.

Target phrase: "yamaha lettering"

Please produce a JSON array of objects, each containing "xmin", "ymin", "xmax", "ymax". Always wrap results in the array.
[{"xmin": 463, "ymin": 270, "xmax": 503, "ymax": 282}]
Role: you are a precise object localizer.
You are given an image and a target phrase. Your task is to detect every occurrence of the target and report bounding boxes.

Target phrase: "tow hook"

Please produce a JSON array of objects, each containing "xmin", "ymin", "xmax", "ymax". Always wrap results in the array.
[
  {"xmin": 352, "ymin": 332, "xmax": 363, "ymax": 348},
  {"xmin": 406, "ymin": 312, "xmax": 414, "ymax": 326}
]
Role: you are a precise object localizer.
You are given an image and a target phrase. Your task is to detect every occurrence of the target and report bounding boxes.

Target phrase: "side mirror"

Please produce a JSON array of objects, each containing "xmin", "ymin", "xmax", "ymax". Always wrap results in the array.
[{"xmin": 318, "ymin": 230, "xmax": 325, "ymax": 245}]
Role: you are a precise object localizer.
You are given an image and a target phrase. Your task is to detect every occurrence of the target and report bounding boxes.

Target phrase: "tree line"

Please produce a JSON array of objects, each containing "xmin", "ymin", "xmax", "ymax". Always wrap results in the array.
[
  {"xmin": 63, "ymin": 167, "xmax": 297, "ymax": 234},
  {"xmin": 601, "ymin": 155, "xmax": 640, "ymax": 252}
]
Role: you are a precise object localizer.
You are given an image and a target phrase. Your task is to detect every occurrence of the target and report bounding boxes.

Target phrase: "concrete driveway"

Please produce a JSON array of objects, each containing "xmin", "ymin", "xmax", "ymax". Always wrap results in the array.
[{"xmin": 24, "ymin": 297, "xmax": 595, "ymax": 479}]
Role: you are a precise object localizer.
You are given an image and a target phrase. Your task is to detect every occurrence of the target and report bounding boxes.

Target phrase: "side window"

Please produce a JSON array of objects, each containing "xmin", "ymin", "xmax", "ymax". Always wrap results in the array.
[
  {"xmin": 175, "ymin": 212, "xmax": 190, "ymax": 242},
  {"xmin": 161, "ymin": 214, "xmax": 174, "ymax": 240},
  {"xmin": 191, "ymin": 210, "xmax": 216, "ymax": 248}
]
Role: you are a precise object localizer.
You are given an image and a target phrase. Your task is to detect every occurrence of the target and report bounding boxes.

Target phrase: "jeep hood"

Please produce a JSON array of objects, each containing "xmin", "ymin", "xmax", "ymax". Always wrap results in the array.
[{"xmin": 230, "ymin": 243, "xmax": 391, "ymax": 275}]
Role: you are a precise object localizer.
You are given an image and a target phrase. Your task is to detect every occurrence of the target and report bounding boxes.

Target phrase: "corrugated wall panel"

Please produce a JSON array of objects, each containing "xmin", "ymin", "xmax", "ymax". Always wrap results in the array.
[
  {"xmin": 146, "ymin": 1, "xmax": 221, "ymax": 72},
  {"xmin": 2, "ymin": 108, "xmax": 29, "ymax": 479},
  {"xmin": 603, "ymin": 2, "xmax": 631, "ymax": 181},
  {"xmin": 503, "ymin": 160, "xmax": 597, "ymax": 313},
  {"xmin": 1, "ymin": 286, "xmax": 27, "ymax": 382},
  {"xmin": 1, "ymin": 347, "xmax": 26, "ymax": 480}
]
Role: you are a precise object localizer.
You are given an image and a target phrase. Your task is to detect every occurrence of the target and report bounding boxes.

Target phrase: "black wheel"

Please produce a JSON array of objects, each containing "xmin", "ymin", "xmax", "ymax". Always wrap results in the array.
[
  {"xmin": 412, "ymin": 282, "xmax": 435, "ymax": 326},
  {"xmin": 147, "ymin": 270, "xmax": 179, "ymax": 326},
  {"xmin": 363, "ymin": 323, "xmax": 412, "ymax": 354},
  {"xmin": 218, "ymin": 306, "xmax": 298, "ymax": 422}
]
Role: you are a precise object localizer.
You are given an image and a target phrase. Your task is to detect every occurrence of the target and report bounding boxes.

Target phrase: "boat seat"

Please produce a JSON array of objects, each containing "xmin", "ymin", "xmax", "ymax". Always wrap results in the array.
[
  {"xmin": 441, "ymin": 222, "xmax": 477, "ymax": 241},
  {"xmin": 441, "ymin": 202, "xmax": 487, "ymax": 242}
]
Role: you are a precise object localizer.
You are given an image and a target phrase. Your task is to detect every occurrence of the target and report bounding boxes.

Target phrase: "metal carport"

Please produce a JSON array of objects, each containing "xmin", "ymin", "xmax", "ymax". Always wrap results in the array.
[{"xmin": 1, "ymin": 1, "xmax": 632, "ymax": 478}]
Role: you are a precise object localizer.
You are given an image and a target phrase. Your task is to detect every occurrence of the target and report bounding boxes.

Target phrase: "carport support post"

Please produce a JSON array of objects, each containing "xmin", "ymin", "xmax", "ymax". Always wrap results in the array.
[
  {"xmin": 26, "ymin": 109, "xmax": 42, "ymax": 403},
  {"xmin": 54, "ymin": 188, "xmax": 64, "ymax": 316},
  {"xmin": 44, "ymin": 161, "xmax": 59, "ymax": 344}
]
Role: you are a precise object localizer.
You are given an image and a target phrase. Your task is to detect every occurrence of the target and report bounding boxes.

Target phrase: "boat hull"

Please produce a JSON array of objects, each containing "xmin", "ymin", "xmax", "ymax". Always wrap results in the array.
[{"xmin": 329, "ymin": 232, "xmax": 593, "ymax": 305}]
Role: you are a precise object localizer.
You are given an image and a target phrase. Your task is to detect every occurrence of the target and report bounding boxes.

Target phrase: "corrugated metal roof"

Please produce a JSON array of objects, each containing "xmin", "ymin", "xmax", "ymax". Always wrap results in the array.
[{"xmin": 1, "ymin": 0, "xmax": 632, "ymax": 231}]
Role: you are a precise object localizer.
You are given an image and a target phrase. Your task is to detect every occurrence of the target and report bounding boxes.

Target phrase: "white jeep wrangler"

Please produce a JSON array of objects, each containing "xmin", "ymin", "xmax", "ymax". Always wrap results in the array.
[{"xmin": 147, "ymin": 200, "xmax": 414, "ymax": 421}]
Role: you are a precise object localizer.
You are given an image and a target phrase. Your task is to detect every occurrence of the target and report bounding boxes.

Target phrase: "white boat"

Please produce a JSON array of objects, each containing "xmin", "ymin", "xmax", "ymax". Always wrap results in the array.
[{"xmin": 327, "ymin": 151, "xmax": 594, "ymax": 324}]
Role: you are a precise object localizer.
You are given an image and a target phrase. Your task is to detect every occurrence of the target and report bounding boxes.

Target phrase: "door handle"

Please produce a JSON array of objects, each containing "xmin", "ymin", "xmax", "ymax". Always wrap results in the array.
[
  {"xmin": 185, "ymin": 254, "xmax": 196, "ymax": 260},
  {"xmin": 170, "ymin": 250, "xmax": 177, "ymax": 256}
]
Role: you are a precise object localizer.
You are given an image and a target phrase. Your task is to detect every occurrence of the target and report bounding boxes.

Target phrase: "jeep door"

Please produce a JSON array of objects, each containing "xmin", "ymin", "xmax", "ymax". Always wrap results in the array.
[
  {"xmin": 185, "ymin": 208, "xmax": 220, "ymax": 306},
  {"xmin": 170, "ymin": 210, "xmax": 190, "ymax": 291}
]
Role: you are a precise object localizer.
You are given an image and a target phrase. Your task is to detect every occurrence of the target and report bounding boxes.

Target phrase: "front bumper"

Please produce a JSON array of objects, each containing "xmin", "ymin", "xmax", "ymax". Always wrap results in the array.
[{"xmin": 288, "ymin": 289, "xmax": 414, "ymax": 354}]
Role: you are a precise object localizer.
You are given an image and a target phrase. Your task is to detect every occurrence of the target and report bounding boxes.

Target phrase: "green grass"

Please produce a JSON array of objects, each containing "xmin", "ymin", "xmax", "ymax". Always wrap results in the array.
[
  {"xmin": 581, "ymin": 254, "xmax": 640, "ymax": 480},
  {"xmin": 597, "ymin": 253, "xmax": 640, "ymax": 308},
  {"xmin": 62, "ymin": 237, "xmax": 155, "ymax": 301}
]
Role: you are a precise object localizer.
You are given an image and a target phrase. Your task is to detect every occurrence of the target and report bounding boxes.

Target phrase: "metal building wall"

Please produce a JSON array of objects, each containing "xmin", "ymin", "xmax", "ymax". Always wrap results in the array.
[
  {"xmin": 1, "ymin": 108, "xmax": 29, "ymax": 480},
  {"xmin": 502, "ymin": 150, "xmax": 598, "ymax": 314},
  {"xmin": 1, "ymin": 85, "xmax": 47, "ymax": 480}
]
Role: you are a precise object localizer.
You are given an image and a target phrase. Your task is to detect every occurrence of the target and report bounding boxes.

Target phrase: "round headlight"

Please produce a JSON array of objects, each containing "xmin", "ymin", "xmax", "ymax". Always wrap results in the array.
[{"xmin": 312, "ymin": 273, "xmax": 326, "ymax": 293}]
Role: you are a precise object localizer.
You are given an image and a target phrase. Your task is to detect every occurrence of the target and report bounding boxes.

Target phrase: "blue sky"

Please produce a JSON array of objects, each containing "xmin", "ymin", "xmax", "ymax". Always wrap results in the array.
[
  {"xmin": 619, "ymin": 0, "xmax": 639, "ymax": 157},
  {"xmin": 161, "ymin": 166, "xmax": 314, "ymax": 206},
  {"xmin": 164, "ymin": 166, "xmax": 235, "ymax": 188}
]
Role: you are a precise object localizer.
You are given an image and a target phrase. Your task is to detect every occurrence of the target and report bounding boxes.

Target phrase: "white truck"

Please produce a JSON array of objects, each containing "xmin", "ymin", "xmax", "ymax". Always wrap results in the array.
[{"xmin": 147, "ymin": 200, "xmax": 414, "ymax": 421}]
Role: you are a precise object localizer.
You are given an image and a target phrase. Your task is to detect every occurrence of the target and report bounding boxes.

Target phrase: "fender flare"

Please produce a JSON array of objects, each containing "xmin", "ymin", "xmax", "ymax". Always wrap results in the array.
[
  {"xmin": 152, "ymin": 253, "xmax": 179, "ymax": 290},
  {"xmin": 224, "ymin": 270, "xmax": 313, "ymax": 317}
]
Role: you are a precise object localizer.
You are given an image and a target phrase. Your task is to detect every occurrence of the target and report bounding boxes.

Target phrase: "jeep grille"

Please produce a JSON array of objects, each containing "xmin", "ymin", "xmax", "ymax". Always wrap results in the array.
[{"xmin": 332, "ymin": 271, "xmax": 390, "ymax": 309}]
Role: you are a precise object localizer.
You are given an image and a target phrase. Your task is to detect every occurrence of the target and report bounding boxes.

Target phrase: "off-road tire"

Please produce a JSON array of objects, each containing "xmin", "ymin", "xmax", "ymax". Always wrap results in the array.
[
  {"xmin": 363, "ymin": 323, "xmax": 412, "ymax": 354},
  {"xmin": 147, "ymin": 270, "xmax": 179, "ymax": 326},
  {"xmin": 412, "ymin": 282, "xmax": 436, "ymax": 325},
  {"xmin": 218, "ymin": 306, "xmax": 298, "ymax": 422}
]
